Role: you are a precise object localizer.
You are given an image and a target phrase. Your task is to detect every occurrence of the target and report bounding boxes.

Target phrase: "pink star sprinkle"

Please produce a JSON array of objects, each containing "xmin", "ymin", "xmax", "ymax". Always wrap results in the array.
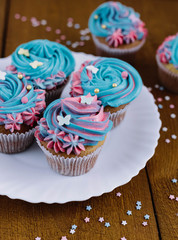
[
  {"xmin": 169, "ymin": 195, "xmax": 175, "ymax": 200},
  {"xmin": 46, "ymin": 26, "xmax": 51, "ymax": 32},
  {"xmin": 121, "ymin": 237, "xmax": 127, "ymax": 240},
  {"xmin": 61, "ymin": 236, "xmax": 67, "ymax": 240},
  {"xmin": 14, "ymin": 13, "xmax": 20, "ymax": 19},
  {"xmin": 98, "ymin": 217, "xmax": 104, "ymax": 222},
  {"xmin": 56, "ymin": 39, "xmax": 60, "ymax": 43},
  {"xmin": 60, "ymin": 35, "xmax": 66, "ymax": 40},
  {"xmin": 21, "ymin": 16, "xmax": 27, "ymax": 22},
  {"xmin": 169, "ymin": 104, "xmax": 175, "ymax": 109},
  {"xmin": 157, "ymin": 98, "xmax": 162, "ymax": 102},
  {"xmin": 35, "ymin": 237, "xmax": 41, "ymax": 240},
  {"xmin": 142, "ymin": 221, "xmax": 148, "ymax": 227},
  {"xmin": 84, "ymin": 217, "xmax": 90, "ymax": 223},
  {"xmin": 176, "ymin": 197, "xmax": 178, "ymax": 201},
  {"xmin": 165, "ymin": 139, "xmax": 170, "ymax": 143},
  {"xmin": 116, "ymin": 192, "xmax": 122, "ymax": 197},
  {"xmin": 55, "ymin": 29, "xmax": 61, "ymax": 34},
  {"xmin": 68, "ymin": 17, "xmax": 73, "ymax": 22}
]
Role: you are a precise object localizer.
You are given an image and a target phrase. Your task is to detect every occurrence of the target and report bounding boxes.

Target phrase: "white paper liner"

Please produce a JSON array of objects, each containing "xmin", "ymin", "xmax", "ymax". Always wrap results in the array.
[
  {"xmin": 92, "ymin": 35, "xmax": 146, "ymax": 58},
  {"xmin": 36, "ymin": 138, "xmax": 103, "ymax": 176},
  {"xmin": 0, "ymin": 128, "xmax": 35, "ymax": 154},
  {"xmin": 109, "ymin": 105, "xmax": 128, "ymax": 128},
  {"xmin": 156, "ymin": 55, "xmax": 178, "ymax": 93}
]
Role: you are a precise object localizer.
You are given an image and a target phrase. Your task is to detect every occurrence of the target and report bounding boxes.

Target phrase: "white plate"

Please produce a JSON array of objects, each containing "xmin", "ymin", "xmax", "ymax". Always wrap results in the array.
[{"xmin": 0, "ymin": 52, "xmax": 161, "ymax": 204}]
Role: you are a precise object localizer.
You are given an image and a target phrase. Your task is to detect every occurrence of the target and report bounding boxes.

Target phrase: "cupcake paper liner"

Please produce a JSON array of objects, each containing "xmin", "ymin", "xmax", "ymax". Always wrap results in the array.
[
  {"xmin": 156, "ymin": 55, "xmax": 178, "ymax": 94},
  {"xmin": 0, "ymin": 128, "xmax": 35, "ymax": 154},
  {"xmin": 92, "ymin": 35, "xmax": 145, "ymax": 61},
  {"xmin": 36, "ymin": 138, "xmax": 103, "ymax": 176},
  {"xmin": 109, "ymin": 105, "xmax": 128, "ymax": 128}
]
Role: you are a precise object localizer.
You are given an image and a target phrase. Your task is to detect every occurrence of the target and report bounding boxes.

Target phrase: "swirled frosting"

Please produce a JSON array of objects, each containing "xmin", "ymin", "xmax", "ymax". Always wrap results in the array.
[
  {"xmin": 88, "ymin": 2, "xmax": 147, "ymax": 47},
  {"xmin": 35, "ymin": 94, "xmax": 113, "ymax": 155},
  {"xmin": 157, "ymin": 33, "xmax": 178, "ymax": 69},
  {"xmin": 0, "ymin": 72, "xmax": 46, "ymax": 132},
  {"xmin": 70, "ymin": 58, "xmax": 142, "ymax": 108},
  {"xmin": 7, "ymin": 39, "xmax": 75, "ymax": 90}
]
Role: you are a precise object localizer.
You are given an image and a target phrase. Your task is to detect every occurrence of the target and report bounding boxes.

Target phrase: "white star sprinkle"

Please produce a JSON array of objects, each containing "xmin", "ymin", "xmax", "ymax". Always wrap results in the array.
[{"xmin": 0, "ymin": 71, "xmax": 7, "ymax": 80}]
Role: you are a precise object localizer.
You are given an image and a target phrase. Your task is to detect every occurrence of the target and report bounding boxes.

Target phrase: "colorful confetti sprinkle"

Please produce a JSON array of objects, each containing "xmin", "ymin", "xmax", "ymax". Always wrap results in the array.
[
  {"xmin": 144, "ymin": 214, "xmax": 150, "ymax": 220},
  {"xmin": 86, "ymin": 205, "xmax": 92, "ymax": 211},
  {"xmin": 60, "ymin": 35, "xmax": 66, "ymax": 40},
  {"xmin": 159, "ymin": 86, "xmax": 164, "ymax": 91},
  {"xmin": 142, "ymin": 221, "xmax": 148, "ymax": 227},
  {"xmin": 66, "ymin": 40, "xmax": 71, "ymax": 45},
  {"xmin": 157, "ymin": 98, "xmax": 163, "ymax": 102},
  {"xmin": 41, "ymin": 19, "xmax": 47, "ymax": 25},
  {"xmin": 127, "ymin": 210, "xmax": 132, "ymax": 216},
  {"xmin": 171, "ymin": 178, "xmax": 177, "ymax": 183},
  {"xmin": 46, "ymin": 26, "xmax": 51, "ymax": 32},
  {"xmin": 21, "ymin": 16, "xmax": 27, "ymax": 22},
  {"xmin": 116, "ymin": 192, "xmax": 122, "ymax": 197},
  {"xmin": 121, "ymin": 220, "xmax": 127, "ymax": 226},
  {"xmin": 169, "ymin": 104, "xmax": 175, "ymax": 109},
  {"xmin": 84, "ymin": 217, "xmax": 90, "ymax": 223},
  {"xmin": 158, "ymin": 104, "xmax": 163, "ymax": 109},
  {"xmin": 154, "ymin": 84, "xmax": 159, "ymax": 88},
  {"xmin": 14, "ymin": 13, "xmax": 21, "ymax": 19},
  {"xmin": 71, "ymin": 224, "xmax": 77, "ymax": 230},
  {"xmin": 105, "ymin": 222, "xmax": 110, "ymax": 227},
  {"xmin": 98, "ymin": 217, "xmax": 104, "ymax": 222},
  {"xmin": 74, "ymin": 23, "xmax": 80, "ymax": 29},
  {"xmin": 55, "ymin": 29, "xmax": 61, "ymax": 34},
  {"xmin": 69, "ymin": 229, "xmax": 75, "ymax": 234},
  {"xmin": 169, "ymin": 195, "xmax": 175, "ymax": 200}
]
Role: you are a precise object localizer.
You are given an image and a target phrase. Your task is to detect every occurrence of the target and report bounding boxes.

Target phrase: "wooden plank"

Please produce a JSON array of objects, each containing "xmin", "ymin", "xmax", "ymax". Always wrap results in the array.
[{"xmin": 0, "ymin": 0, "xmax": 8, "ymax": 56}]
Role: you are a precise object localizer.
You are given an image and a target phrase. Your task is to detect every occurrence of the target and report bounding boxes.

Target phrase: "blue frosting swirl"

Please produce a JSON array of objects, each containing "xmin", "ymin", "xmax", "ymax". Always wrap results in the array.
[
  {"xmin": 88, "ymin": 1, "xmax": 146, "ymax": 40},
  {"xmin": 11, "ymin": 39, "xmax": 75, "ymax": 89}
]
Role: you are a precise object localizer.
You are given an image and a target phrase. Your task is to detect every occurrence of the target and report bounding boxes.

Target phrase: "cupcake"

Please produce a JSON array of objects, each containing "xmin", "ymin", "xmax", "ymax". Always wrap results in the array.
[
  {"xmin": 0, "ymin": 72, "xmax": 46, "ymax": 153},
  {"xmin": 70, "ymin": 57, "xmax": 143, "ymax": 128},
  {"xmin": 6, "ymin": 39, "xmax": 75, "ymax": 103},
  {"xmin": 35, "ymin": 93, "xmax": 113, "ymax": 176},
  {"xmin": 88, "ymin": 2, "xmax": 147, "ymax": 61},
  {"xmin": 156, "ymin": 33, "xmax": 178, "ymax": 93}
]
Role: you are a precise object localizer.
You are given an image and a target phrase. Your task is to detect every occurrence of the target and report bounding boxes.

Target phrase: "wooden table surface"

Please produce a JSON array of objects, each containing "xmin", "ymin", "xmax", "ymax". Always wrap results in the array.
[{"xmin": 0, "ymin": 0, "xmax": 177, "ymax": 239}]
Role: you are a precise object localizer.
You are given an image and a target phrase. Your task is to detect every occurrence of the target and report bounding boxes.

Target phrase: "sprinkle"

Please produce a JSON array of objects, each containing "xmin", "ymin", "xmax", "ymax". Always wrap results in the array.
[
  {"xmin": 27, "ymin": 84, "xmax": 32, "ymax": 91},
  {"xmin": 66, "ymin": 40, "xmax": 71, "ymax": 45},
  {"xmin": 171, "ymin": 178, "xmax": 177, "ymax": 183},
  {"xmin": 169, "ymin": 104, "xmax": 175, "ymax": 109},
  {"xmin": 121, "ymin": 237, "xmax": 127, "ymax": 240},
  {"xmin": 56, "ymin": 39, "xmax": 60, "ymax": 43},
  {"xmin": 68, "ymin": 17, "xmax": 73, "ymax": 22},
  {"xmin": 71, "ymin": 42, "xmax": 79, "ymax": 48},
  {"xmin": 136, "ymin": 201, "xmax": 142, "ymax": 206},
  {"xmin": 171, "ymin": 135, "xmax": 177, "ymax": 139},
  {"xmin": 112, "ymin": 83, "xmax": 117, "ymax": 88},
  {"xmin": 80, "ymin": 36, "xmax": 85, "ymax": 41},
  {"xmin": 31, "ymin": 17, "xmax": 37, "ymax": 22},
  {"xmin": 136, "ymin": 205, "xmax": 141, "ymax": 210},
  {"xmin": 67, "ymin": 22, "xmax": 73, "ymax": 27},
  {"xmin": 159, "ymin": 86, "xmax": 164, "ymax": 91},
  {"xmin": 144, "ymin": 214, "xmax": 150, "ymax": 220},
  {"xmin": 21, "ymin": 96, "xmax": 28, "ymax": 104},
  {"xmin": 105, "ymin": 222, "xmax": 110, "ymax": 227},
  {"xmin": 101, "ymin": 24, "xmax": 106, "ymax": 29},
  {"xmin": 46, "ymin": 26, "xmax": 51, "ymax": 32},
  {"xmin": 18, "ymin": 48, "xmax": 29, "ymax": 57},
  {"xmin": 157, "ymin": 98, "xmax": 163, "ymax": 102},
  {"xmin": 162, "ymin": 127, "xmax": 168, "ymax": 132},
  {"xmin": 148, "ymin": 87, "xmax": 152, "ymax": 92},
  {"xmin": 74, "ymin": 23, "xmax": 80, "ymax": 29},
  {"xmin": 55, "ymin": 29, "xmax": 61, "ymax": 34},
  {"xmin": 94, "ymin": 15, "xmax": 99, "ymax": 19},
  {"xmin": 79, "ymin": 41, "xmax": 85, "ymax": 46},
  {"xmin": 142, "ymin": 221, "xmax": 148, "ymax": 227},
  {"xmin": 71, "ymin": 224, "xmax": 77, "ymax": 230},
  {"xmin": 158, "ymin": 104, "xmax": 163, "ymax": 109},
  {"xmin": 21, "ymin": 16, "xmax": 27, "ymax": 22},
  {"xmin": 29, "ymin": 60, "xmax": 43, "ymax": 69},
  {"xmin": 127, "ymin": 210, "xmax": 132, "ymax": 216},
  {"xmin": 0, "ymin": 71, "xmax": 7, "ymax": 80},
  {"xmin": 98, "ymin": 217, "xmax": 104, "ymax": 222},
  {"xmin": 121, "ymin": 220, "xmax": 127, "ymax": 226},
  {"xmin": 84, "ymin": 217, "xmax": 90, "ymax": 223},
  {"xmin": 169, "ymin": 195, "xmax": 175, "ymax": 200},
  {"xmin": 165, "ymin": 139, "xmax": 170, "ymax": 143},
  {"xmin": 41, "ymin": 19, "xmax": 47, "ymax": 25},
  {"xmin": 14, "ymin": 13, "xmax": 20, "ymax": 19},
  {"xmin": 70, "ymin": 229, "xmax": 75, "ymax": 234},
  {"xmin": 121, "ymin": 71, "xmax": 128, "ymax": 79},
  {"xmin": 61, "ymin": 237, "xmax": 67, "ymax": 240},
  {"xmin": 32, "ymin": 21, "xmax": 40, "ymax": 27},
  {"xmin": 154, "ymin": 84, "xmax": 159, "ymax": 88},
  {"xmin": 165, "ymin": 96, "xmax": 170, "ymax": 101},
  {"xmin": 116, "ymin": 192, "xmax": 122, "ymax": 197},
  {"xmin": 85, "ymin": 35, "xmax": 90, "ymax": 41},
  {"xmin": 176, "ymin": 197, "xmax": 178, "ymax": 201},
  {"xmin": 94, "ymin": 88, "xmax": 99, "ymax": 94},
  {"xmin": 86, "ymin": 205, "xmax": 92, "ymax": 211},
  {"xmin": 18, "ymin": 73, "xmax": 23, "ymax": 79},
  {"xmin": 35, "ymin": 238, "xmax": 41, "ymax": 240},
  {"xmin": 170, "ymin": 113, "xmax": 176, "ymax": 118},
  {"xmin": 60, "ymin": 35, "xmax": 66, "ymax": 40},
  {"xmin": 86, "ymin": 65, "xmax": 99, "ymax": 74}
]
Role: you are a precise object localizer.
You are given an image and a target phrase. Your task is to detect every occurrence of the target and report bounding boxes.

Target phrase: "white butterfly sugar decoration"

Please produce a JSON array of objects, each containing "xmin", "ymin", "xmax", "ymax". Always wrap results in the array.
[
  {"xmin": 86, "ymin": 65, "xmax": 99, "ymax": 74},
  {"xmin": 0, "ymin": 71, "xmax": 7, "ymax": 80},
  {"xmin": 57, "ymin": 114, "xmax": 71, "ymax": 126},
  {"xmin": 29, "ymin": 60, "xmax": 43, "ymax": 69},
  {"xmin": 81, "ymin": 96, "xmax": 94, "ymax": 105},
  {"xmin": 18, "ymin": 48, "xmax": 30, "ymax": 57}
]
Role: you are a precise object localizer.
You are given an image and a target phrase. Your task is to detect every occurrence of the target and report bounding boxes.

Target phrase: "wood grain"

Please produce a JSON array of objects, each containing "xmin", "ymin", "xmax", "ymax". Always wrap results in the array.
[
  {"xmin": 0, "ymin": 0, "xmax": 9, "ymax": 56},
  {"xmin": 0, "ymin": 0, "xmax": 178, "ymax": 239}
]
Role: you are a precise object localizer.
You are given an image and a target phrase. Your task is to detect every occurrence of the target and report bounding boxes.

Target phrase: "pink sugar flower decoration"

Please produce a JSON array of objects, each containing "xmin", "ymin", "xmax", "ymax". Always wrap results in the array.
[
  {"xmin": 22, "ymin": 107, "xmax": 40, "ymax": 126},
  {"xmin": 124, "ymin": 30, "xmax": 137, "ymax": 44},
  {"xmin": 4, "ymin": 113, "xmax": 23, "ymax": 132},
  {"xmin": 44, "ymin": 130, "xmax": 65, "ymax": 153},
  {"xmin": 106, "ymin": 29, "xmax": 123, "ymax": 47},
  {"xmin": 63, "ymin": 134, "xmax": 85, "ymax": 155},
  {"xmin": 70, "ymin": 72, "xmax": 84, "ymax": 96}
]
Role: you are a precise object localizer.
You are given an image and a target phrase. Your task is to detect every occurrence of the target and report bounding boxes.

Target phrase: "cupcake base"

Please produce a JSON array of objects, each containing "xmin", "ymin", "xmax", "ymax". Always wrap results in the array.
[
  {"xmin": 156, "ymin": 55, "xmax": 178, "ymax": 94},
  {"xmin": 92, "ymin": 35, "xmax": 146, "ymax": 63},
  {"xmin": 0, "ymin": 128, "xmax": 35, "ymax": 154},
  {"xmin": 36, "ymin": 139, "xmax": 104, "ymax": 176}
]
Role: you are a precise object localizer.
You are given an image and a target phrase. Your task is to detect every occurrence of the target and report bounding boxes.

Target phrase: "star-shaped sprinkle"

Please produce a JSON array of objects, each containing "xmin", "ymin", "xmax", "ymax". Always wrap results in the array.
[
  {"xmin": 127, "ymin": 210, "xmax": 132, "ymax": 216},
  {"xmin": 71, "ymin": 224, "xmax": 77, "ymax": 229},
  {"xmin": 165, "ymin": 96, "xmax": 170, "ymax": 101},
  {"xmin": 61, "ymin": 237, "xmax": 67, "ymax": 240},
  {"xmin": 154, "ymin": 84, "xmax": 159, "ymax": 88},
  {"xmin": 84, "ymin": 217, "xmax": 90, "ymax": 223},
  {"xmin": 176, "ymin": 197, "xmax": 178, "ymax": 201},
  {"xmin": 170, "ymin": 104, "xmax": 175, "ymax": 109},
  {"xmin": 157, "ymin": 97, "xmax": 162, "ymax": 102},
  {"xmin": 158, "ymin": 104, "xmax": 163, "ymax": 109},
  {"xmin": 165, "ymin": 139, "xmax": 170, "ymax": 143},
  {"xmin": 159, "ymin": 86, "xmax": 164, "ymax": 90},
  {"xmin": 144, "ymin": 214, "xmax": 150, "ymax": 220},
  {"xmin": 0, "ymin": 71, "xmax": 7, "ymax": 80},
  {"xmin": 99, "ymin": 217, "xmax": 104, "ymax": 222},
  {"xmin": 35, "ymin": 238, "xmax": 41, "ymax": 240},
  {"xmin": 105, "ymin": 222, "xmax": 110, "ymax": 227},
  {"xmin": 86, "ymin": 65, "xmax": 99, "ymax": 74},
  {"xmin": 169, "ymin": 195, "xmax": 175, "ymax": 200},
  {"xmin": 18, "ymin": 48, "xmax": 30, "ymax": 57},
  {"xmin": 136, "ymin": 201, "xmax": 142, "ymax": 206},
  {"xmin": 70, "ymin": 229, "xmax": 75, "ymax": 234},
  {"xmin": 162, "ymin": 127, "xmax": 168, "ymax": 132},
  {"xmin": 86, "ymin": 205, "xmax": 92, "ymax": 211},
  {"xmin": 29, "ymin": 60, "xmax": 43, "ymax": 69},
  {"xmin": 171, "ymin": 135, "xmax": 177, "ymax": 140},
  {"xmin": 136, "ymin": 205, "xmax": 141, "ymax": 210},
  {"xmin": 170, "ymin": 113, "xmax": 176, "ymax": 119},
  {"xmin": 148, "ymin": 87, "xmax": 152, "ymax": 92},
  {"xmin": 142, "ymin": 221, "xmax": 148, "ymax": 227},
  {"xmin": 171, "ymin": 178, "xmax": 177, "ymax": 183},
  {"xmin": 121, "ymin": 220, "xmax": 127, "ymax": 226},
  {"xmin": 116, "ymin": 192, "xmax": 122, "ymax": 197},
  {"xmin": 121, "ymin": 237, "xmax": 127, "ymax": 240}
]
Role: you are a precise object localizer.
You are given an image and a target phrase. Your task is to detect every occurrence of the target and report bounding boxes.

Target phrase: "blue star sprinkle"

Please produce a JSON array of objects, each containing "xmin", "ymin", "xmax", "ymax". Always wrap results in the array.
[
  {"xmin": 136, "ymin": 201, "xmax": 142, "ymax": 206},
  {"xmin": 171, "ymin": 178, "xmax": 177, "ymax": 183},
  {"xmin": 144, "ymin": 214, "xmax": 150, "ymax": 220},
  {"xmin": 136, "ymin": 205, "xmax": 141, "ymax": 210},
  {"xmin": 86, "ymin": 205, "xmax": 92, "ymax": 211},
  {"xmin": 105, "ymin": 222, "xmax": 110, "ymax": 228},
  {"xmin": 72, "ymin": 224, "xmax": 77, "ymax": 230},
  {"xmin": 127, "ymin": 210, "xmax": 132, "ymax": 216},
  {"xmin": 158, "ymin": 104, "xmax": 163, "ymax": 109}
]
